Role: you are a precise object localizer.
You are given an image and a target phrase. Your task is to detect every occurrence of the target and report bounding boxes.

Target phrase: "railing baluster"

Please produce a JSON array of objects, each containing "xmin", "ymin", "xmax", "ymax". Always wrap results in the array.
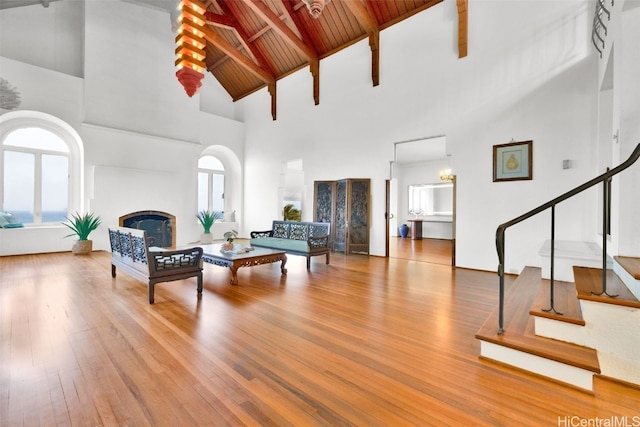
[
  {"xmin": 543, "ymin": 206, "xmax": 562, "ymax": 314},
  {"xmin": 593, "ymin": 169, "xmax": 618, "ymax": 298},
  {"xmin": 592, "ymin": 0, "xmax": 609, "ymax": 57},
  {"xmin": 599, "ymin": 0, "xmax": 611, "ymax": 20},
  {"xmin": 496, "ymin": 228, "xmax": 505, "ymax": 334},
  {"xmin": 604, "ymin": 170, "xmax": 608, "ymax": 290},
  {"xmin": 592, "ymin": 30, "xmax": 603, "ymax": 58}
]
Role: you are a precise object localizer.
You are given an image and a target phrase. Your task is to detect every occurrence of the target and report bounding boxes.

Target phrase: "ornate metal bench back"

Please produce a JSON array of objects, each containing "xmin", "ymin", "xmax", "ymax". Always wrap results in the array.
[
  {"xmin": 108, "ymin": 227, "xmax": 149, "ymax": 264},
  {"xmin": 271, "ymin": 221, "xmax": 330, "ymax": 241}
]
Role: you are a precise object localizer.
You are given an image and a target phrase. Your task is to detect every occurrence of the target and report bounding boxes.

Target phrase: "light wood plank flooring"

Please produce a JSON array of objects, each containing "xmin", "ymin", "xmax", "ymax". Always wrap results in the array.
[
  {"xmin": 389, "ymin": 237, "xmax": 453, "ymax": 265},
  {"xmin": 1, "ymin": 250, "xmax": 639, "ymax": 426}
]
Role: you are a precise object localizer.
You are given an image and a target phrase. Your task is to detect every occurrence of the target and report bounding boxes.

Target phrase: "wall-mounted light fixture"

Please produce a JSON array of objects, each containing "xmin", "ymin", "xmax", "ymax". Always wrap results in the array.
[{"xmin": 440, "ymin": 168, "xmax": 454, "ymax": 182}]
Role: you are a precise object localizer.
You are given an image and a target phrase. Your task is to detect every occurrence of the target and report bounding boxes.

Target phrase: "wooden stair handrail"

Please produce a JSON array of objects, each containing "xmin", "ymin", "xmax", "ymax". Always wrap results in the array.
[{"xmin": 495, "ymin": 142, "xmax": 640, "ymax": 334}]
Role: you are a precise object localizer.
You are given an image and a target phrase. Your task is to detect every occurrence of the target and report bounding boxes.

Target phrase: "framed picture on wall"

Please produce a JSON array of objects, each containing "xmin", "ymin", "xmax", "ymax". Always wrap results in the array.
[{"xmin": 493, "ymin": 140, "xmax": 532, "ymax": 182}]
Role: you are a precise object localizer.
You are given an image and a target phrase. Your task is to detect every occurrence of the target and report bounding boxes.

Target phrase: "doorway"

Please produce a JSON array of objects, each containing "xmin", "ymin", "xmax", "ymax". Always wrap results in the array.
[{"xmin": 386, "ymin": 136, "xmax": 455, "ymax": 266}]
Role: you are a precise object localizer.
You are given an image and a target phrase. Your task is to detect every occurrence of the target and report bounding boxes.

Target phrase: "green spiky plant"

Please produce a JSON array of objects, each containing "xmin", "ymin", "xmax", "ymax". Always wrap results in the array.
[
  {"xmin": 63, "ymin": 212, "xmax": 102, "ymax": 241},
  {"xmin": 224, "ymin": 229, "xmax": 238, "ymax": 243},
  {"xmin": 197, "ymin": 210, "xmax": 222, "ymax": 234},
  {"xmin": 283, "ymin": 203, "xmax": 301, "ymax": 222}
]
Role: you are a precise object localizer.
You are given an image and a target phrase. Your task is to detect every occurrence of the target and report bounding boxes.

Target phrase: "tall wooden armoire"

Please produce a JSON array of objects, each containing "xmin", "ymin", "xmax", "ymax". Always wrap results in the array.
[{"xmin": 313, "ymin": 178, "xmax": 370, "ymax": 255}]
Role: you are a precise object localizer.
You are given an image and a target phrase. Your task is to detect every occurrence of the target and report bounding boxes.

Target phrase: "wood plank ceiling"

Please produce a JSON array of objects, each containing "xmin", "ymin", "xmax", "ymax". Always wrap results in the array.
[
  {"xmin": 0, "ymin": 0, "xmax": 469, "ymax": 119},
  {"xmin": 194, "ymin": 0, "xmax": 467, "ymax": 119}
]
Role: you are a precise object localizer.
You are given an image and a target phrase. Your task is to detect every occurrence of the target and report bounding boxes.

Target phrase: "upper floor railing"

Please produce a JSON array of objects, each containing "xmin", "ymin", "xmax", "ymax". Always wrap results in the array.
[
  {"xmin": 495, "ymin": 143, "xmax": 640, "ymax": 334},
  {"xmin": 592, "ymin": 0, "xmax": 611, "ymax": 58}
]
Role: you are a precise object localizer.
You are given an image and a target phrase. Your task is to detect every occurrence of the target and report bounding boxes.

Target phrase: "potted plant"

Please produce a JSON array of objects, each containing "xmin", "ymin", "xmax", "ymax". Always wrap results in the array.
[
  {"xmin": 283, "ymin": 203, "xmax": 301, "ymax": 221},
  {"xmin": 197, "ymin": 210, "xmax": 222, "ymax": 244},
  {"xmin": 63, "ymin": 212, "xmax": 102, "ymax": 255},
  {"xmin": 221, "ymin": 229, "xmax": 238, "ymax": 251}
]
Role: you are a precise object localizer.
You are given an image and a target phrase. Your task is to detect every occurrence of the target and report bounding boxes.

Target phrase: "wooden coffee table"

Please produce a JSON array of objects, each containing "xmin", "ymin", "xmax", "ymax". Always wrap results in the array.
[{"xmin": 198, "ymin": 243, "xmax": 287, "ymax": 285}]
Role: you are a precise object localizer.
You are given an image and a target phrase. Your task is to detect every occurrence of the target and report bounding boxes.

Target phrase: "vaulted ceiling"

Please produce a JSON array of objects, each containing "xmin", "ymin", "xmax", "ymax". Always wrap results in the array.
[
  {"xmin": 0, "ymin": 0, "xmax": 469, "ymax": 119},
  {"xmin": 179, "ymin": 0, "xmax": 468, "ymax": 119}
]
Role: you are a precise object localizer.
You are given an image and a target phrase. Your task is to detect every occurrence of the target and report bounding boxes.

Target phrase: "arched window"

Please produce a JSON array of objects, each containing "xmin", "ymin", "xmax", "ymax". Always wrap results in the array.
[
  {"xmin": 198, "ymin": 155, "xmax": 225, "ymax": 214},
  {"xmin": 0, "ymin": 111, "xmax": 83, "ymax": 225}
]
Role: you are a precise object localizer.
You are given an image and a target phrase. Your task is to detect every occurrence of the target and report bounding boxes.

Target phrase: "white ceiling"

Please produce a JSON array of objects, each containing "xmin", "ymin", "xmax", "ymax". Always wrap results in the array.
[
  {"xmin": 121, "ymin": 0, "xmax": 178, "ymax": 13},
  {"xmin": 0, "ymin": 0, "xmax": 61, "ymax": 9},
  {"xmin": 0, "ymin": 0, "xmax": 178, "ymax": 12}
]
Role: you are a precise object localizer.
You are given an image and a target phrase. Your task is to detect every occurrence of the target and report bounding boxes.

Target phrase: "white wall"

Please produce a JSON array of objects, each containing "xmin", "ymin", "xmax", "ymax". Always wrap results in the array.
[
  {"xmin": 0, "ymin": 1, "xmax": 244, "ymax": 255},
  {"xmin": 0, "ymin": 1, "xmax": 84, "ymax": 78},
  {"xmin": 617, "ymin": 4, "xmax": 640, "ymax": 256},
  {"xmin": 1, "ymin": 0, "xmax": 637, "ymax": 271},
  {"xmin": 239, "ymin": 0, "xmax": 607, "ymax": 274}
]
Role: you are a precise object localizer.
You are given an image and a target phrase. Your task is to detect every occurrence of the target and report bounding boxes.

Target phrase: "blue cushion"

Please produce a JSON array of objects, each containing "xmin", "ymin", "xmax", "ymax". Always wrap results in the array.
[
  {"xmin": 250, "ymin": 237, "xmax": 309, "ymax": 253},
  {"xmin": 0, "ymin": 211, "xmax": 24, "ymax": 228}
]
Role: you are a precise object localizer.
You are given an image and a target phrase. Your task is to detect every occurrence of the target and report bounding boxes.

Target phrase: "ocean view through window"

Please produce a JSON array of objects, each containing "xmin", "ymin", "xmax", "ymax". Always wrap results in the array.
[{"xmin": 2, "ymin": 127, "xmax": 70, "ymax": 224}]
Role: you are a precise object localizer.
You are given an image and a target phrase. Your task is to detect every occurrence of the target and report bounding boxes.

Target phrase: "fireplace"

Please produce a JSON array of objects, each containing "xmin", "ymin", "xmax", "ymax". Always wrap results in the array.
[{"xmin": 119, "ymin": 210, "xmax": 176, "ymax": 248}]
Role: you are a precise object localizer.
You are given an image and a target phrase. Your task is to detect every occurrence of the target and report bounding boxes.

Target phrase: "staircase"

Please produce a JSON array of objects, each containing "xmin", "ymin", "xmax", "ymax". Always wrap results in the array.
[
  {"xmin": 482, "ymin": 143, "xmax": 640, "ymax": 392},
  {"xmin": 476, "ymin": 255, "xmax": 640, "ymax": 392}
]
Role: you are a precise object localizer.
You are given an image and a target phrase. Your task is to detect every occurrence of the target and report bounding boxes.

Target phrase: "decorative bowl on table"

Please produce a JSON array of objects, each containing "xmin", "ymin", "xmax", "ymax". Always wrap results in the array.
[{"xmin": 220, "ymin": 244, "xmax": 251, "ymax": 255}]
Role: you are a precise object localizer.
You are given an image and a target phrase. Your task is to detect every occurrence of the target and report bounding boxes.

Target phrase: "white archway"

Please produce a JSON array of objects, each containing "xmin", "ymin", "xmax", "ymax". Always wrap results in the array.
[
  {"xmin": 0, "ymin": 110, "xmax": 85, "ymax": 214},
  {"xmin": 199, "ymin": 145, "xmax": 242, "ymax": 226}
]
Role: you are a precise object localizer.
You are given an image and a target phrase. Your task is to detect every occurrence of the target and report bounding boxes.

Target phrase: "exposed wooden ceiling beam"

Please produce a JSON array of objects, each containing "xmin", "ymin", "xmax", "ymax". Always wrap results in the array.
[
  {"xmin": 237, "ymin": 1, "xmax": 322, "ymax": 105},
  {"xmin": 457, "ymin": 0, "xmax": 468, "ymax": 58},
  {"xmin": 201, "ymin": 25, "xmax": 275, "ymax": 84},
  {"xmin": 204, "ymin": 4, "xmax": 278, "ymax": 119},
  {"xmin": 345, "ymin": 0, "xmax": 378, "ymax": 34},
  {"xmin": 205, "ymin": 12, "xmax": 257, "ymax": 65},
  {"xmin": 210, "ymin": 4, "xmax": 276, "ymax": 75},
  {"xmin": 268, "ymin": 82, "xmax": 277, "ymax": 120},
  {"xmin": 180, "ymin": 0, "xmax": 443, "ymax": 118},
  {"xmin": 204, "ymin": 11, "xmax": 236, "ymax": 30},
  {"xmin": 369, "ymin": 31, "xmax": 379, "ymax": 86},
  {"xmin": 240, "ymin": 0, "xmax": 318, "ymax": 62},
  {"xmin": 280, "ymin": 0, "xmax": 317, "ymax": 52},
  {"xmin": 280, "ymin": 0, "xmax": 321, "ymax": 105},
  {"xmin": 341, "ymin": 0, "xmax": 380, "ymax": 86}
]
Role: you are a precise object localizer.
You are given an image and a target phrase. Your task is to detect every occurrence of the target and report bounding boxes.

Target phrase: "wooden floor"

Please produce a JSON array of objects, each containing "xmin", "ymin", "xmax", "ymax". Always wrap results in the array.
[
  {"xmin": 1, "ymin": 248, "xmax": 639, "ymax": 426},
  {"xmin": 389, "ymin": 237, "xmax": 453, "ymax": 265}
]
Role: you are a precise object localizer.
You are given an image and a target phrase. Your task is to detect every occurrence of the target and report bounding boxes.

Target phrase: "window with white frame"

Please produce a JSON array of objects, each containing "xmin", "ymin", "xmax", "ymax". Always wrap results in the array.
[
  {"xmin": 198, "ymin": 155, "xmax": 225, "ymax": 214},
  {"xmin": 1, "ymin": 127, "xmax": 71, "ymax": 224}
]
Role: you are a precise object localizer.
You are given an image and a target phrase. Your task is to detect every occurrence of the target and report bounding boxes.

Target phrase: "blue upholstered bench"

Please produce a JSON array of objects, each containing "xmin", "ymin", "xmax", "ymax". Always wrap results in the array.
[{"xmin": 250, "ymin": 220, "xmax": 330, "ymax": 269}]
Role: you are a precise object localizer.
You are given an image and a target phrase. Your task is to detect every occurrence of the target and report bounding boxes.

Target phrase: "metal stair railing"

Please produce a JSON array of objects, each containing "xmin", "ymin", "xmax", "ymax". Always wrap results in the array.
[
  {"xmin": 495, "ymin": 143, "xmax": 640, "ymax": 334},
  {"xmin": 592, "ymin": 0, "xmax": 611, "ymax": 58}
]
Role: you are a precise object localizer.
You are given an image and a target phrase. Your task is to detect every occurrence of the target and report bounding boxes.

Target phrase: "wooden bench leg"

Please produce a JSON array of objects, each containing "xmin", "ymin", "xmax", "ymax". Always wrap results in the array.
[
  {"xmin": 307, "ymin": 256, "xmax": 311, "ymax": 270},
  {"xmin": 197, "ymin": 273, "xmax": 203, "ymax": 296},
  {"xmin": 111, "ymin": 264, "xmax": 116, "ymax": 278},
  {"xmin": 326, "ymin": 252, "xmax": 330, "ymax": 264},
  {"xmin": 149, "ymin": 282, "xmax": 155, "ymax": 304}
]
